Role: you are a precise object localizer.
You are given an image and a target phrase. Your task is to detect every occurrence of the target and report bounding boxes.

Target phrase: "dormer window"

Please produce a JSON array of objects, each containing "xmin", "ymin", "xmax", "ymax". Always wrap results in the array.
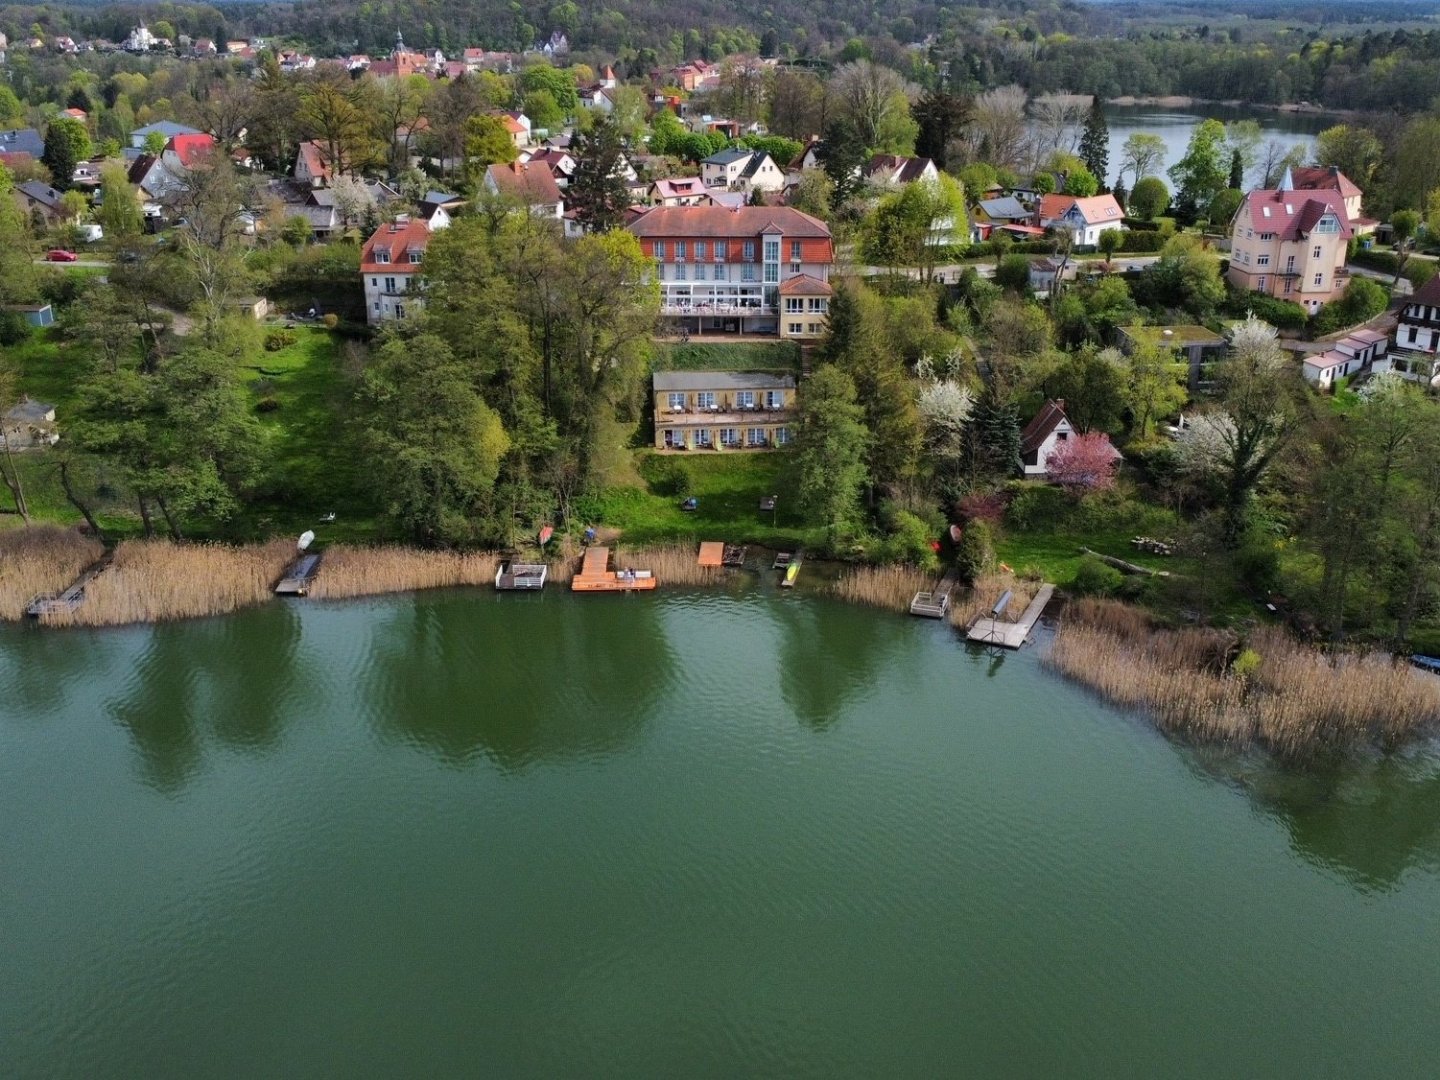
[
  {"xmin": 1314, "ymin": 214, "xmax": 1340, "ymax": 234},
  {"xmin": 375, "ymin": 250, "xmax": 390, "ymax": 264},
  {"xmin": 408, "ymin": 250, "xmax": 422, "ymax": 263}
]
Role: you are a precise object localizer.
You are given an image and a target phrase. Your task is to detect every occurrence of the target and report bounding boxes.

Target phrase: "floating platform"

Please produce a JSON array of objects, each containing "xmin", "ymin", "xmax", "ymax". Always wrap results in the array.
[
  {"xmin": 910, "ymin": 568, "xmax": 958, "ymax": 619},
  {"xmin": 275, "ymin": 552, "xmax": 323, "ymax": 596},
  {"xmin": 966, "ymin": 584, "xmax": 1055, "ymax": 648},
  {"xmin": 496, "ymin": 561, "xmax": 548, "ymax": 590},
  {"xmin": 698, "ymin": 541, "xmax": 725, "ymax": 567},
  {"xmin": 722, "ymin": 544, "xmax": 747, "ymax": 568},
  {"xmin": 26, "ymin": 552, "xmax": 113, "ymax": 619},
  {"xmin": 571, "ymin": 546, "xmax": 657, "ymax": 592}
]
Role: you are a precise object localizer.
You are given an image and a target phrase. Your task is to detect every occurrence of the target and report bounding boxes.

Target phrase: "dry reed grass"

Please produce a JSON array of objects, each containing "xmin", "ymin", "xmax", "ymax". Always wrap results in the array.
[
  {"xmin": 950, "ymin": 573, "xmax": 1044, "ymax": 629},
  {"xmin": 309, "ymin": 545, "xmax": 501, "ymax": 600},
  {"xmin": 607, "ymin": 544, "xmax": 722, "ymax": 587},
  {"xmin": 833, "ymin": 563, "xmax": 940, "ymax": 612},
  {"xmin": 46, "ymin": 538, "xmax": 293, "ymax": 627},
  {"xmin": 0, "ymin": 525, "xmax": 105, "ymax": 621},
  {"xmin": 1046, "ymin": 599, "xmax": 1440, "ymax": 755}
]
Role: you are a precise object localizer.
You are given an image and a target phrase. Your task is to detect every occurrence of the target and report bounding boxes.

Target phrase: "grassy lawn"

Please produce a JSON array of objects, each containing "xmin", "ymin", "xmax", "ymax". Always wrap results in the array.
[
  {"xmin": 995, "ymin": 526, "xmax": 1196, "ymax": 584},
  {"xmin": 652, "ymin": 341, "xmax": 800, "ymax": 372},
  {"xmin": 596, "ymin": 451, "xmax": 822, "ymax": 548}
]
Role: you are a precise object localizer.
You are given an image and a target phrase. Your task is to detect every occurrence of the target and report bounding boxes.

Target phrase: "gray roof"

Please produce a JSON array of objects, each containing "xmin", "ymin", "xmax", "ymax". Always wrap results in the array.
[
  {"xmin": 131, "ymin": 121, "xmax": 201, "ymax": 139},
  {"xmin": 5, "ymin": 399, "xmax": 55, "ymax": 423},
  {"xmin": 0, "ymin": 128, "xmax": 44, "ymax": 156},
  {"xmin": 702, "ymin": 147, "xmax": 753, "ymax": 167},
  {"xmin": 653, "ymin": 370, "xmax": 796, "ymax": 391},
  {"xmin": 424, "ymin": 189, "xmax": 461, "ymax": 205},
  {"xmin": 17, "ymin": 180, "xmax": 65, "ymax": 209},
  {"xmin": 739, "ymin": 152, "xmax": 773, "ymax": 179},
  {"xmin": 977, "ymin": 196, "xmax": 1028, "ymax": 220}
]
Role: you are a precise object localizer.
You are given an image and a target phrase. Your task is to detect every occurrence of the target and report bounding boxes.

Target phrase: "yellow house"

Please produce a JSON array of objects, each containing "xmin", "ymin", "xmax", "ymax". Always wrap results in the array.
[{"xmin": 653, "ymin": 370, "xmax": 796, "ymax": 450}]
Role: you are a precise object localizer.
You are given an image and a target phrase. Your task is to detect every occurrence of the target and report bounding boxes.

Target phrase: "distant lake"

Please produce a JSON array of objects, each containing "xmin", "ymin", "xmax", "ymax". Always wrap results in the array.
[{"xmin": 1099, "ymin": 104, "xmax": 1338, "ymax": 188}]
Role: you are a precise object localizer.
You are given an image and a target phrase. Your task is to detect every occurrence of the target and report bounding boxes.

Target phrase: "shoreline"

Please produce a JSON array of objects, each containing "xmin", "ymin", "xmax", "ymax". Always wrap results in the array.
[{"xmin": 1105, "ymin": 94, "xmax": 1347, "ymax": 117}]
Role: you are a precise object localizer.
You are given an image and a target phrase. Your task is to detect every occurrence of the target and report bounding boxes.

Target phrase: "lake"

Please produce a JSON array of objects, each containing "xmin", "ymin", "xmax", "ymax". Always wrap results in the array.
[
  {"xmin": 4, "ymin": 586, "xmax": 1439, "ymax": 1078},
  {"xmin": 1099, "ymin": 104, "xmax": 1335, "ymax": 188}
]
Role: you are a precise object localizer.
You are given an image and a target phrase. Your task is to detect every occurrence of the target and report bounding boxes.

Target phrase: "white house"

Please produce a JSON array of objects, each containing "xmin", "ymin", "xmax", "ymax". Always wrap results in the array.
[
  {"xmin": 862, "ymin": 154, "xmax": 938, "ymax": 187},
  {"xmin": 1300, "ymin": 329, "xmax": 1390, "ymax": 388},
  {"xmin": 700, "ymin": 148, "xmax": 784, "ymax": 194},
  {"xmin": 360, "ymin": 215, "xmax": 448, "ymax": 326},
  {"xmin": 1018, "ymin": 399, "xmax": 1120, "ymax": 477},
  {"xmin": 1036, "ymin": 193, "xmax": 1125, "ymax": 249}
]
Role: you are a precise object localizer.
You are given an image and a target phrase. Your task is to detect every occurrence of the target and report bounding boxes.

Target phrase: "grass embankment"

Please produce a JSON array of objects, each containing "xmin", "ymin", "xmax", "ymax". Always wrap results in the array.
[
  {"xmin": 652, "ymin": 341, "xmax": 800, "ymax": 372},
  {"xmin": 44, "ymin": 538, "xmax": 293, "ymax": 627},
  {"xmin": 0, "ymin": 525, "xmax": 104, "ymax": 620},
  {"xmin": 1047, "ymin": 598, "xmax": 1440, "ymax": 756},
  {"xmin": 598, "ymin": 452, "xmax": 824, "ymax": 548}
]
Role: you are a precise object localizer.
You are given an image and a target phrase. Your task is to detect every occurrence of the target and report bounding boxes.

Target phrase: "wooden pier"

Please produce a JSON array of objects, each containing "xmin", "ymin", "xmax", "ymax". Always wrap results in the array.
[
  {"xmin": 275, "ymin": 552, "xmax": 323, "ymax": 596},
  {"xmin": 965, "ymin": 584, "xmax": 1056, "ymax": 648},
  {"xmin": 910, "ymin": 568, "xmax": 958, "ymax": 619},
  {"xmin": 698, "ymin": 541, "xmax": 747, "ymax": 568},
  {"xmin": 571, "ymin": 546, "xmax": 657, "ymax": 592},
  {"xmin": 26, "ymin": 552, "xmax": 113, "ymax": 619},
  {"xmin": 495, "ymin": 561, "xmax": 548, "ymax": 590}
]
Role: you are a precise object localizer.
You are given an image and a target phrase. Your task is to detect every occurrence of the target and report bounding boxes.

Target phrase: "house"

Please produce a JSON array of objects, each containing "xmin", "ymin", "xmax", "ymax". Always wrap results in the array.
[
  {"xmin": 649, "ymin": 177, "xmax": 708, "ymax": 206},
  {"xmin": 863, "ymin": 154, "xmax": 938, "ymax": 187},
  {"xmin": 1288, "ymin": 165, "xmax": 1375, "ymax": 235},
  {"xmin": 626, "ymin": 205, "xmax": 834, "ymax": 337},
  {"xmin": 1387, "ymin": 276, "xmax": 1440, "ymax": 383},
  {"xmin": 500, "ymin": 111, "xmax": 532, "ymax": 147},
  {"xmin": 2, "ymin": 398, "xmax": 58, "ymax": 448},
  {"xmin": 1029, "ymin": 258, "xmax": 1072, "ymax": 295},
  {"xmin": 360, "ymin": 216, "xmax": 445, "ymax": 325},
  {"xmin": 14, "ymin": 181, "xmax": 68, "ymax": 223},
  {"xmin": 1226, "ymin": 169, "xmax": 1353, "ymax": 315},
  {"xmin": 700, "ymin": 148, "xmax": 783, "ymax": 193},
  {"xmin": 1299, "ymin": 330, "xmax": 1388, "ymax": 388},
  {"xmin": 1118, "ymin": 324, "xmax": 1228, "ymax": 391},
  {"xmin": 787, "ymin": 137, "xmax": 823, "ymax": 172},
  {"xmin": 127, "ymin": 133, "xmax": 215, "ymax": 206},
  {"xmin": 521, "ymin": 147, "xmax": 577, "ymax": 187},
  {"xmin": 483, "ymin": 161, "xmax": 564, "ymax": 218},
  {"xmin": 971, "ymin": 195, "xmax": 1044, "ymax": 243},
  {"xmin": 1019, "ymin": 399, "xmax": 1119, "ymax": 478},
  {"xmin": 125, "ymin": 25, "xmax": 157, "ymax": 53},
  {"xmin": 2, "ymin": 303, "xmax": 54, "ymax": 328},
  {"xmin": 192, "ymin": 38, "xmax": 217, "ymax": 56},
  {"xmin": 129, "ymin": 121, "xmax": 201, "ymax": 150},
  {"xmin": 1036, "ymin": 193, "xmax": 1124, "ymax": 248},
  {"xmin": 62, "ymin": 107, "xmax": 87, "ymax": 121},
  {"xmin": 294, "ymin": 140, "xmax": 336, "ymax": 186},
  {"xmin": 652, "ymin": 370, "xmax": 796, "ymax": 450}
]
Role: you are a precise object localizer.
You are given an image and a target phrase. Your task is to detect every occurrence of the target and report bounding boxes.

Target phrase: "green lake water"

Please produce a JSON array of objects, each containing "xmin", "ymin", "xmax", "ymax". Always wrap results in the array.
[{"xmin": 3, "ymin": 585, "xmax": 1439, "ymax": 1078}]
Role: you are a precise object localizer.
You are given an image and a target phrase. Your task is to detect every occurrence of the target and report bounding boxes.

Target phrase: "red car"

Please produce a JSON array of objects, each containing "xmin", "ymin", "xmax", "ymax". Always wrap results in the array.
[{"xmin": 45, "ymin": 249, "xmax": 78, "ymax": 262}]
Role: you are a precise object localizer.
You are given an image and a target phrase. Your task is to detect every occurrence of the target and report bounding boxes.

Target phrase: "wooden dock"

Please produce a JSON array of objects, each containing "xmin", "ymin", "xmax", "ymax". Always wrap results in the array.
[
  {"xmin": 26, "ymin": 552, "xmax": 114, "ymax": 619},
  {"xmin": 571, "ymin": 546, "xmax": 657, "ymax": 592},
  {"xmin": 275, "ymin": 552, "xmax": 323, "ymax": 596},
  {"xmin": 910, "ymin": 568, "xmax": 958, "ymax": 618},
  {"xmin": 965, "ymin": 584, "xmax": 1055, "ymax": 648}
]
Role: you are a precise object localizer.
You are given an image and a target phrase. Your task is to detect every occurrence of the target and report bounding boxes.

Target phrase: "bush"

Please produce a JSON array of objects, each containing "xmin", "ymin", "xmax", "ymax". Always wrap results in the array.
[
  {"xmin": 322, "ymin": 313, "xmax": 339, "ymax": 330},
  {"xmin": 1235, "ymin": 536, "xmax": 1281, "ymax": 595},
  {"xmin": 1072, "ymin": 555, "xmax": 1124, "ymax": 596},
  {"xmin": 1114, "ymin": 229, "xmax": 1168, "ymax": 253},
  {"xmin": 264, "ymin": 329, "xmax": 298, "ymax": 352},
  {"xmin": 1313, "ymin": 276, "xmax": 1388, "ymax": 336},
  {"xmin": 638, "ymin": 455, "xmax": 691, "ymax": 497},
  {"xmin": 954, "ymin": 519, "xmax": 996, "ymax": 582},
  {"xmin": 0, "ymin": 311, "xmax": 32, "ymax": 346},
  {"xmin": 1227, "ymin": 288, "xmax": 1308, "ymax": 331},
  {"xmin": 880, "ymin": 507, "xmax": 940, "ymax": 568},
  {"xmin": 1004, "ymin": 483, "xmax": 1068, "ymax": 531},
  {"xmin": 958, "ymin": 489, "xmax": 1008, "ymax": 526},
  {"xmin": 255, "ymin": 396, "xmax": 281, "ymax": 413}
]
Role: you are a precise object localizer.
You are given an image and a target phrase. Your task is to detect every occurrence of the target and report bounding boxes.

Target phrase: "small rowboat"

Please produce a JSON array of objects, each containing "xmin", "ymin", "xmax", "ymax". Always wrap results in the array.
[{"xmin": 780, "ymin": 548, "xmax": 804, "ymax": 588}]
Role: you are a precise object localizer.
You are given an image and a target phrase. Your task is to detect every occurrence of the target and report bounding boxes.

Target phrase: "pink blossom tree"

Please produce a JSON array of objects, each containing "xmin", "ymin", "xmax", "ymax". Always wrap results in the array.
[{"xmin": 1046, "ymin": 432, "xmax": 1120, "ymax": 493}]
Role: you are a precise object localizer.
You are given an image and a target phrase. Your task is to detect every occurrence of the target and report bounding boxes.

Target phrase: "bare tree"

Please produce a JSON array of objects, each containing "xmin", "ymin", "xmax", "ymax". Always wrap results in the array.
[
  {"xmin": 965, "ymin": 85, "xmax": 1028, "ymax": 171},
  {"xmin": 1029, "ymin": 93, "xmax": 1087, "ymax": 164},
  {"xmin": 830, "ymin": 60, "xmax": 916, "ymax": 153}
]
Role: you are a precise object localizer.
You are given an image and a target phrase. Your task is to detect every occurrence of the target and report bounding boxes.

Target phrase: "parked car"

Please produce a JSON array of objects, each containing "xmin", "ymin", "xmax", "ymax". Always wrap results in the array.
[
  {"xmin": 45, "ymin": 249, "xmax": 78, "ymax": 262},
  {"xmin": 78, "ymin": 224, "xmax": 103, "ymax": 243}
]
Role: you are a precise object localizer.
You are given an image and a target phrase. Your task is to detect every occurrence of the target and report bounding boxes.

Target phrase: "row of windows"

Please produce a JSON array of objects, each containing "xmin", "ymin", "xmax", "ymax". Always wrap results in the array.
[
  {"xmin": 665, "ymin": 391, "xmax": 786, "ymax": 410},
  {"xmin": 652, "ymin": 240, "xmax": 802, "ymax": 262},
  {"xmin": 1243, "ymin": 229, "xmax": 1278, "ymax": 242},
  {"xmin": 784, "ymin": 297, "xmax": 828, "ymax": 313},
  {"xmin": 787, "ymin": 322, "xmax": 826, "ymax": 335},
  {"xmin": 664, "ymin": 427, "xmax": 791, "ymax": 448},
  {"xmin": 371, "ymin": 250, "xmax": 422, "ymax": 265}
]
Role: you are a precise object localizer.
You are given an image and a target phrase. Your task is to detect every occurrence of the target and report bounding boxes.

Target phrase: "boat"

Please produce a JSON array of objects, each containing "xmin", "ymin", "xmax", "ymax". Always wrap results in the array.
[
  {"xmin": 949, "ymin": 523, "xmax": 963, "ymax": 544},
  {"xmin": 780, "ymin": 548, "xmax": 804, "ymax": 588},
  {"xmin": 537, "ymin": 525, "xmax": 554, "ymax": 546},
  {"xmin": 1411, "ymin": 655, "xmax": 1440, "ymax": 675}
]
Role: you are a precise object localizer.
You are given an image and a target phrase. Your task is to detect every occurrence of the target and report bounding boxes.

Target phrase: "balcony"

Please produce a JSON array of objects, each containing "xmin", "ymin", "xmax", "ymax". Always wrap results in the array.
[
  {"xmin": 657, "ymin": 407, "xmax": 790, "ymax": 427},
  {"xmin": 660, "ymin": 301, "xmax": 775, "ymax": 317}
]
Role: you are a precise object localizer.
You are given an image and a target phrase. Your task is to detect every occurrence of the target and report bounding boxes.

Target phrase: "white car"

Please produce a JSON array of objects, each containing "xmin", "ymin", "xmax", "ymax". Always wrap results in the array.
[{"xmin": 78, "ymin": 224, "xmax": 103, "ymax": 242}]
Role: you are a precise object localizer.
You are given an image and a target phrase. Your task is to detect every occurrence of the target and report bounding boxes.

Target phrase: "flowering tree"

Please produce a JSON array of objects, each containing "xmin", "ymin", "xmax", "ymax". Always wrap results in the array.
[{"xmin": 1046, "ymin": 432, "xmax": 1120, "ymax": 493}]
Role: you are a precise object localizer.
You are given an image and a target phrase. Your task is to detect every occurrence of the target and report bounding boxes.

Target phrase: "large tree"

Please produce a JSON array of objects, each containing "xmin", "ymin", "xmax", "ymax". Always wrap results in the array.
[
  {"xmin": 566, "ymin": 115, "xmax": 630, "ymax": 233},
  {"xmin": 912, "ymin": 90, "xmax": 969, "ymax": 170},
  {"xmin": 793, "ymin": 365, "xmax": 868, "ymax": 546},
  {"xmin": 1119, "ymin": 133, "xmax": 1166, "ymax": 187},
  {"xmin": 1168, "ymin": 118, "xmax": 1228, "ymax": 220},
  {"xmin": 830, "ymin": 60, "xmax": 916, "ymax": 154},
  {"xmin": 42, "ymin": 116, "xmax": 91, "ymax": 190},
  {"xmin": 1078, "ymin": 96, "xmax": 1109, "ymax": 188}
]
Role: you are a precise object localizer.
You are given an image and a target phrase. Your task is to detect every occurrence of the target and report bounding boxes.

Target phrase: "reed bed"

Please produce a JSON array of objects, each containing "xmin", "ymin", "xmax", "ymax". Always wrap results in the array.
[
  {"xmin": 609, "ymin": 544, "xmax": 722, "ymax": 587},
  {"xmin": 1045, "ymin": 599, "xmax": 1440, "ymax": 756},
  {"xmin": 950, "ymin": 573, "xmax": 1044, "ymax": 630},
  {"xmin": 0, "ymin": 525, "xmax": 104, "ymax": 621},
  {"xmin": 309, "ymin": 545, "xmax": 501, "ymax": 600},
  {"xmin": 833, "ymin": 563, "xmax": 940, "ymax": 612},
  {"xmin": 46, "ymin": 538, "xmax": 293, "ymax": 627}
]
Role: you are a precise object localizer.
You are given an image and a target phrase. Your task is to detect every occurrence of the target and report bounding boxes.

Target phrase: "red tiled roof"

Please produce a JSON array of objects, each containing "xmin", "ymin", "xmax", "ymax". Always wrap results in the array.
[
  {"xmin": 777, "ymin": 274, "xmax": 832, "ymax": 296},
  {"xmin": 169, "ymin": 133, "xmax": 215, "ymax": 167},
  {"xmin": 1020, "ymin": 399, "xmax": 1069, "ymax": 456},
  {"xmin": 360, "ymin": 219, "xmax": 431, "ymax": 273},
  {"xmin": 1289, "ymin": 166, "xmax": 1362, "ymax": 201},
  {"xmin": 1239, "ymin": 187, "xmax": 1352, "ymax": 241},
  {"xmin": 296, "ymin": 140, "xmax": 331, "ymax": 180},
  {"xmin": 1407, "ymin": 275, "xmax": 1440, "ymax": 308},
  {"xmin": 864, "ymin": 154, "xmax": 935, "ymax": 183},
  {"xmin": 484, "ymin": 161, "xmax": 562, "ymax": 206},
  {"xmin": 626, "ymin": 205, "xmax": 832, "ymax": 240},
  {"xmin": 651, "ymin": 177, "xmax": 706, "ymax": 199}
]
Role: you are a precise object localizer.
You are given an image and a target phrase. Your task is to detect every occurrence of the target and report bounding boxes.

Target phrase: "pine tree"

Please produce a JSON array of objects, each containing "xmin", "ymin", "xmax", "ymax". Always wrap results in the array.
[
  {"xmin": 567, "ymin": 115, "xmax": 631, "ymax": 233},
  {"xmin": 967, "ymin": 380, "xmax": 1022, "ymax": 481},
  {"xmin": 1078, "ymin": 96, "xmax": 1109, "ymax": 191},
  {"xmin": 1228, "ymin": 148, "xmax": 1244, "ymax": 190}
]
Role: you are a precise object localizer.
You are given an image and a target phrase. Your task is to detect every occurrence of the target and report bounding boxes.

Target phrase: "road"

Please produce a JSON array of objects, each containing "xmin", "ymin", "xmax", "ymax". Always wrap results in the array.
[
  {"xmin": 32, "ymin": 257, "xmax": 111, "ymax": 268},
  {"xmin": 846, "ymin": 254, "xmax": 1163, "ymax": 282}
]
